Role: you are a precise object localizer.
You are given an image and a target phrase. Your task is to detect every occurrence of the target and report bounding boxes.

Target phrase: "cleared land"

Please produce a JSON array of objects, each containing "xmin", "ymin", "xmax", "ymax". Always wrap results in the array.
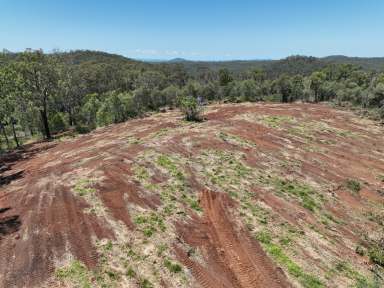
[{"xmin": 0, "ymin": 103, "xmax": 384, "ymax": 287}]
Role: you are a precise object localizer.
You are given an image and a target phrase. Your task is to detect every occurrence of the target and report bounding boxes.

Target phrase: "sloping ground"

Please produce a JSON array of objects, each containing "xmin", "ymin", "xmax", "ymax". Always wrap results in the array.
[{"xmin": 0, "ymin": 102, "xmax": 383, "ymax": 288}]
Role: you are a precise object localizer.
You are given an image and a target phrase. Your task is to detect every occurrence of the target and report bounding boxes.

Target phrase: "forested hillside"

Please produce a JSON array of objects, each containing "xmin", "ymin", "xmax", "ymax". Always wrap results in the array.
[{"xmin": 1, "ymin": 49, "xmax": 384, "ymax": 151}]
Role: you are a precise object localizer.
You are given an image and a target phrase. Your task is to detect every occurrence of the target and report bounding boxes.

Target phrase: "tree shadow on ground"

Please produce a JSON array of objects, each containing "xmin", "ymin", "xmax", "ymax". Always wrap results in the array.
[
  {"xmin": 0, "ymin": 207, "xmax": 21, "ymax": 239},
  {"xmin": 0, "ymin": 141, "xmax": 56, "ymax": 188}
]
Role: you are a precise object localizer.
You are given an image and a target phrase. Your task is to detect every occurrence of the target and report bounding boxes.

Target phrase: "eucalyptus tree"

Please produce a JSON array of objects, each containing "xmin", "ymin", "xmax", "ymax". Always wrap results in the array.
[
  {"xmin": 17, "ymin": 50, "xmax": 60, "ymax": 139},
  {"xmin": 310, "ymin": 71, "xmax": 326, "ymax": 102},
  {"xmin": 276, "ymin": 74, "xmax": 293, "ymax": 103},
  {"xmin": 0, "ymin": 64, "xmax": 23, "ymax": 148}
]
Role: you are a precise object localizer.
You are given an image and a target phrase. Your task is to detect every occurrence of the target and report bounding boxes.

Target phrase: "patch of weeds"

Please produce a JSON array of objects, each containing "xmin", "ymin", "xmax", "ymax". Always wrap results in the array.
[
  {"xmin": 157, "ymin": 244, "xmax": 168, "ymax": 257},
  {"xmin": 181, "ymin": 193, "xmax": 202, "ymax": 211},
  {"xmin": 134, "ymin": 211, "xmax": 166, "ymax": 237},
  {"xmin": 240, "ymin": 198, "xmax": 270, "ymax": 224},
  {"xmin": 152, "ymin": 128, "xmax": 169, "ymax": 138},
  {"xmin": 334, "ymin": 261, "xmax": 377, "ymax": 288},
  {"xmin": 126, "ymin": 136, "xmax": 143, "ymax": 145},
  {"xmin": 258, "ymin": 115, "xmax": 295, "ymax": 128},
  {"xmin": 140, "ymin": 278, "xmax": 154, "ymax": 288},
  {"xmin": 202, "ymin": 150, "xmax": 252, "ymax": 190},
  {"xmin": 133, "ymin": 165, "xmax": 150, "ymax": 180},
  {"xmin": 218, "ymin": 131, "xmax": 256, "ymax": 148},
  {"xmin": 323, "ymin": 212, "xmax": 342, "ymax": 225},
  {"xmin": 256, "ymin": 230, "xmax": 324, "ymax": 288},
  {"xmin": 228, "ymin": 190, "xmax": 239, "ymax": 199},
  {"xmin": 270, "ymin": 177, "xmax": 320, "ymax": 211},
  {"xmin": 345, "ymin": 179, "xmax": 361, "ymax": 194},
  {"xmin": 74, "ymin": 178, "xmax": 96, "ymax": 196},
  {"xmin": 157, "ymin": 155, "xmax": 184, "ymax": 181},
  {"xmin": 366, "ymin": 211, "xmax": 384, "ymax": 226},
  {"xmin": 125, "ymin": 267, "xmax": 136, "ymax": 278},
  {"xmin": 377, "ymin": 175, "xmax": 384, "ymax": 183},
  {"xmin": 55, "ymin": 260, "xmax": 92, "ymax": 288},
  {"xmin": 279, "ymin": 237, "xmax": 292, "ymax": 246},
  {"xmin": 355, "ymin": 245, "xmax": 366, "ymax": 256},
  {"xmin": 368, "ymin": 243, "xmax": 384, "ymax": 267},
  {"xmin": 164, "ymin": 259, "xmax": 183, "ymax": 273},
  {"xmin": 318, "ymin": 139, "xmax": 337, "ymax": 145}
]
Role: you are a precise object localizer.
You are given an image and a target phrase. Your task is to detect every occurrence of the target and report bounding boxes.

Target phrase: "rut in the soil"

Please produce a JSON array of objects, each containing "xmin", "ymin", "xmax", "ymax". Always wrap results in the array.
[{"xmin": 176, "ymin": 189, "xmax": 291, "ymax": 288}]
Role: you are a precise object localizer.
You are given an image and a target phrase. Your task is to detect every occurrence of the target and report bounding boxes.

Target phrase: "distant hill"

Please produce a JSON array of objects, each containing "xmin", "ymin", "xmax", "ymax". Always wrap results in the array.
[
  {"xmin": 168, "ymin": 58, "xmax": 189, "ymax": 63},
  {"xmin": 172, "ymin": 55, "xmax": 384, "ymax": 76},
  {"xmin": 322, "ymin": 55, "xmax": 384, "ymax": 71},
  {"xmin": 1, "ymin": 50, "xmax": 384, "ymax": 76}
]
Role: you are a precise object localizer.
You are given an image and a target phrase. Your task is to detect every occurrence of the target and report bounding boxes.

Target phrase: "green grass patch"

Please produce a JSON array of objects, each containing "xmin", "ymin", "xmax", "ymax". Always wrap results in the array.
[
  {"xmin": 333, "ymin": 261, "xmax": 377, "ymax": 288},
  {"xmin": 133, "ymin": 165, "xmax": 150, "ymax": 180},
  {"xmin": 140, "ymin": 278, "xmax": 154, "ymax": 288},
  {"xmin": 218, "ymin": 131, "xmax": 256, "ymax": 147},
  {"xmin": 55, "ymin": 260, "xmax": 92, "ymax": 288},
  {"xmin": 256, "ymin": 230, "xmax": 324, "ymax": 288},
  {"xmin": 269, "ymin": 177, "xmax": 320, "ymax": 211},
  {"xmin": 181, "ymin": 193, "xmax": 202, "ymax": 211},
  {"xmin": 368, "ymin": 244, "xmax": 384, "ymax": 267},
  {"xmin": 164, "ymin": 259, "xmax": 182, "ymax": 273},
  {"xmin": 258, "ymin": 115, "xmax": 295, "ymax": 128},
  {"xmin": 74, "ymin": 178, "xmax": 96, "ymax": 196},
  {"xmin": 157, "ymin": 155, "xmax": 184, "ymax": 181},
  {"xmin": 134, "ymin": 211, "xmax": 166, "ymax": 237}
]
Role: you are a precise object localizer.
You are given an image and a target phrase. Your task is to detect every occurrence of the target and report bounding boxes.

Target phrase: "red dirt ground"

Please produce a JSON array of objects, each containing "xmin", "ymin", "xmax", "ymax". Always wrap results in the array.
[{"xmin": 0, "ymin": 102, "xmax": 383, "ymax": 287}]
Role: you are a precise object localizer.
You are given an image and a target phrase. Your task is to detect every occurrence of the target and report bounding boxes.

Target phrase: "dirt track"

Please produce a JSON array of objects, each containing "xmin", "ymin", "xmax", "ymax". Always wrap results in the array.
[
  {"xmin": 176, "ymin": 189, "xmax": 290, "ymax": 288},
  {"xmin": 0, "ymin": 103, "xmax": 383, "ymax": 287}
]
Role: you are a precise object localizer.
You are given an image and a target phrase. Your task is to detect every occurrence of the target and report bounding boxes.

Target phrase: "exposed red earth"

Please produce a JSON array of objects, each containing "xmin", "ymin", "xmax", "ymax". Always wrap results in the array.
[{"xmin": 0, "ymin": 103, "xmax": 383, "ymax": 287}]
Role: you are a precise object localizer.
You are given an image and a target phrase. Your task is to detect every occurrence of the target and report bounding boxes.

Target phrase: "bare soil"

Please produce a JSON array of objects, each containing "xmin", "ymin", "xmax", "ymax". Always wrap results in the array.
[{"xmin": 0, "ymin": 102, "xmax": 383, "ymax": 287}]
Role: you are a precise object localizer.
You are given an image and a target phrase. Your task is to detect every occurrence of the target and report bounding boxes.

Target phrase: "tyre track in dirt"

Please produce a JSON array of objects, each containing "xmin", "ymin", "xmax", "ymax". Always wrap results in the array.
[{"xmin": 176, "ymin": 189, "xmax": 290, "ymax": 288}]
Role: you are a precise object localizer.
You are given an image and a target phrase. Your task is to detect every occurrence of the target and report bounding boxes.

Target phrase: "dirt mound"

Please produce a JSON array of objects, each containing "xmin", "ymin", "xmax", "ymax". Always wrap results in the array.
[{"xmin": 0, "ymin": 103, "xmax": 383, "ymax": 287}]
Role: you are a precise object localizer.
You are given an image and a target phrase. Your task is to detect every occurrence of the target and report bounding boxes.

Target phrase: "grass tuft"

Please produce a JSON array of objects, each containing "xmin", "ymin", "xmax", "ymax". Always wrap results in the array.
[{"xmin": 345, "ymin": 179, "xmax": 361, "ymax": 194}]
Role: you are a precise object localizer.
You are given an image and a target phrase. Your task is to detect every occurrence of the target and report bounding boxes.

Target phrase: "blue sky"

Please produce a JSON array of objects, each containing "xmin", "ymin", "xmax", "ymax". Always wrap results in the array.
[{"xmin": 1, "ymin": 0, "xmax": 383, "ymax": 60}]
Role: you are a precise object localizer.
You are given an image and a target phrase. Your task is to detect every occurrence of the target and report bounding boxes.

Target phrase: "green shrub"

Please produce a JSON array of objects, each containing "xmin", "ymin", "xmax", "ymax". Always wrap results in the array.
[
  {"xmin": 368, "ymin": 244, "xmax": 384, "ymax": 267},
  {"xmin": 50, "ymin": 113, "xmax": 67, "ymax": 133},
  {"xmin": 164, "ymin": 259, "xmax": 182, "ymax": 273},
  {"xmin": 75, "ymin": 124, "xmax": 92, "ymax": 134},
  {"xmin": 126, "ymin": 267, "xmax": 136, "ymax": 278},
  {"xmin": 355, "ymin": 245, "xmax": 366, "ymax": 256},
  {"xmin": 345, "ymin": 179, "xmax": 361, "ymax": 194},
  {"xmin": 179, "ymin": 95, "xmax": 203, "ymax": 122}
]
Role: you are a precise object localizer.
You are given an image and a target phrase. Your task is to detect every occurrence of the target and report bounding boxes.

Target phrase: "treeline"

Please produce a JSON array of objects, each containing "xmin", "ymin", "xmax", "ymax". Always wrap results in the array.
[{"xmin": 1, "ymin": 50, "xmax": 384, "ymax": 151}]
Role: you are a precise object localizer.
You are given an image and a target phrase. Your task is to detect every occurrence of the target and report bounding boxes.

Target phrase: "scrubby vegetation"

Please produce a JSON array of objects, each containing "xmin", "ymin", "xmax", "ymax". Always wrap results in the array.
[{"xmin": 1, "ymin": 50, "xmax": 384, "ymax": 152}]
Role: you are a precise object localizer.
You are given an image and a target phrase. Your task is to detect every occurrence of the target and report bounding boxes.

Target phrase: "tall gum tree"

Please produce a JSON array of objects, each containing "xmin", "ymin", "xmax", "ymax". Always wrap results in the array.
[{"xmin": 17, "ymin": 50, "xmax": 59, "ymax": 140}]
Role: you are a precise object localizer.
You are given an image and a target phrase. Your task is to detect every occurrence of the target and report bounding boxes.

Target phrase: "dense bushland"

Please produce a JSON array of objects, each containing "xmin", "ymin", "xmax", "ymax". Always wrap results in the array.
[{"xmin": 1, "ymin": 50, "xmax": 384, "ymax": 151}]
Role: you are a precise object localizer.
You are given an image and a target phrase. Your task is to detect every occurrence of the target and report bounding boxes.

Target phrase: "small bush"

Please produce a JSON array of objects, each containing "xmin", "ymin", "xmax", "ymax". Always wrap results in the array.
[
  {"xmin": 179, "ymin": 96, "xmax": 203, "ymax": 122},
  {"xmin": 75, "ymin": 124, "xmax": 92, "ymax": 134},
  {"xmin": 140, "ymin": 278, "xmax": 153, "ymax": 288},
  {"xmin": 355, "ymin": 245, "xmax": 365, "ymax": 256},
  {"xmin": 164, "ymin": 259, "xmax": 182, "ymax": 273},
  {"xmin": 50, "ymin": 113, "xmax": 67, "ymax": 134},
  {"xmin": 345, "ymin": 179, "xmax": 361, "ymax": 194},
  {"xmin": 126, "ymin": 267, "xmax": 136, "ymax": 278},
  {"xmin": 368, "ymin": 244, "xmax": 384, "ymax": 267}
]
